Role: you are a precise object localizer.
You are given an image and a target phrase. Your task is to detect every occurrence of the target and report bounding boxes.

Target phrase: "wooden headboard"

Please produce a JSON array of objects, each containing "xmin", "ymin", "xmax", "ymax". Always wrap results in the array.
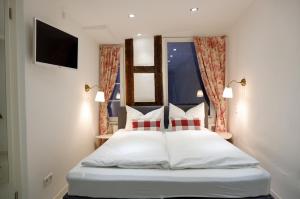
[{"xmin": 118, "ymin": 103, "xmax": 209, "ymax": 129}]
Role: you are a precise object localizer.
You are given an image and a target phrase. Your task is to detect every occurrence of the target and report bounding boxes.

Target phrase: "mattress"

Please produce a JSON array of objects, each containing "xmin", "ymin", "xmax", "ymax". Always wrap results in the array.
[{"xmin": 67, "ymin": 164, "xmax": 271, "ymax": 198}]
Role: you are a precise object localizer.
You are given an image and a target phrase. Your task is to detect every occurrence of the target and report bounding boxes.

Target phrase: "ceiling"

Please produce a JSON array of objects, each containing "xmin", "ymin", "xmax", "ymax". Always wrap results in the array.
[{"xmin": 61, "ymin": 0, "xmax": 254, "ymax": 43}]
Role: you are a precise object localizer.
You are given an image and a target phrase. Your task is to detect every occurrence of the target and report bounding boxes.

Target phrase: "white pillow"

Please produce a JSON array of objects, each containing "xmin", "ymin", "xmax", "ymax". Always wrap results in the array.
[
  {"xmin": 125, "ymin": 106, "xmax": 164, "ymax": 131},
  {"xmin": 169, "ymin": 103, "xmax": 205, "ymax": 127}
]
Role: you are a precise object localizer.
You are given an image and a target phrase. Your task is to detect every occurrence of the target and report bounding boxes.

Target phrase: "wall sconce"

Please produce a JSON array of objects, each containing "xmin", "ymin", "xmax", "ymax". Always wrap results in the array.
[
  {"xmin": 196, "ymin": 90, "xmax": 204, "ymax": 97},
  {"xmin": 85, "ymin": 84, "xmax": 105, "ymax": 102},
  {"xmin": 223, "ymin": 78, "xmax": 246, "ymax": 98}
]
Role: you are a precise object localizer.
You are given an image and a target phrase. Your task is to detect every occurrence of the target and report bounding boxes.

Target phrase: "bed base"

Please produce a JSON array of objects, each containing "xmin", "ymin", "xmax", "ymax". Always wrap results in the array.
[{"xmin": 63, "ymin": 194, "xmax": 274, "ymax": 199}]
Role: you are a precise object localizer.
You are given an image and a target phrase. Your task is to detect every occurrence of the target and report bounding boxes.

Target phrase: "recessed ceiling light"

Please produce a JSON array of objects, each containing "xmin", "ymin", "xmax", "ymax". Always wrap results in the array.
[
  {"xmin": 128, "ymin": 14, "xmax": 135, "ymax": 18},
  {"xmin": 173, "ymin": 48, "xmax": 177, "ymax": 51},
  {"xmin": 137, "ymin": 33, "xmax": 142, "ymax": 37},
  {"xmin": 170, "ymin": 55, "xmax": 173, "ymax": 58},
  {"xmin": 190, "ymin": 7, "xmax": 199, "ymax": 12},
  {"xmin": 168, "ymin": 60, "xmax": 171, "ymax": 63}
]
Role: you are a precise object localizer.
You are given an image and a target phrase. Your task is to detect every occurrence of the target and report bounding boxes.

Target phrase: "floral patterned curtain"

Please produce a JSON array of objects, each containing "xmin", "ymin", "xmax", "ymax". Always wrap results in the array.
[
  {"xmin": 194, "ymin": 36, "xmax": 227, "ymax": 132},
  {"xmin": 99, "ymin": 45, "xmax": 121, "ymax": 135}
]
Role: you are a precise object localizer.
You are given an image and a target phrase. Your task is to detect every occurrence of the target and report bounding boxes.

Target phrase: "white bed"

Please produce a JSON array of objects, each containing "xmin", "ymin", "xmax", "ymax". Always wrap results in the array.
[
  {"xmin": 66, "ymin": 129, "xmax": 271, "ymax": 198},
  {"xmin": 67, "ymin": 164, "xmax": 270, "ymax": 198}
]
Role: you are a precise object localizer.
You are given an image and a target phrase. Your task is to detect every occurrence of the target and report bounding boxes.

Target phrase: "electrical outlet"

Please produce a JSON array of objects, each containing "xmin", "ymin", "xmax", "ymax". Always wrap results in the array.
[{"xmin": 43, "ymin": 172, "xmax": 53, "ymax": 187}]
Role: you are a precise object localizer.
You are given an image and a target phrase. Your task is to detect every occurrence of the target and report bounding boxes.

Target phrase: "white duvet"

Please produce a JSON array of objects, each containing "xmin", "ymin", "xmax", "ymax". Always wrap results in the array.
[
  {"xmin": 82, "ymin": 129, "xmax": 259, "ymax": 169},
  {"xmin": 81, "ymin": 130, "xmax": 169, "ymax": 169},
  {"xmin": 166, "ymin": 130, "xmax": 259, "ymax": 169}
]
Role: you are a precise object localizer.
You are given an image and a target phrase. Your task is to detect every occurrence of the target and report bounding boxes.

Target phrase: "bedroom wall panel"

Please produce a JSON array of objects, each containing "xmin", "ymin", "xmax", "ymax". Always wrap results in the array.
[
  {"xmin": 134, "ymin": 73, "xmax": 155, "ymax": 102},
  {"xmin": 24, "ymin": 0, "xmax": 99, "ymax": 198},
  {"xmin": 133, "ymin": 37, "xmax": 154, "ymax": 66},
  {"xmin": 227, "ymin": 0, "xmax": 300, "ymax": 198}
]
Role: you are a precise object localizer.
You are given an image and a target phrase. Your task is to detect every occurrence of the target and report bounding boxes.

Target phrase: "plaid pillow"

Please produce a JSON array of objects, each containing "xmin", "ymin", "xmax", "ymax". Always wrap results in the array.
[
  {"xmin": 132, "ymin": 119, "xmax": 161, "ymax": 131},
  {"xmin": 171, "ymin": 118, "xmax": 201, "ymax": 131}
]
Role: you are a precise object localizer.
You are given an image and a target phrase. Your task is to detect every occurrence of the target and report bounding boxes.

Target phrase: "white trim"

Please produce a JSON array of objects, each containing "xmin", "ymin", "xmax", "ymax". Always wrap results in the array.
[
  {"xmin": 108, "ymin": 99, "xmax": 120, "ymax": 102},
  {"xmin": 52, "ymin": 184, "xmax": 68, "ymax": 199},
  {"xmin": 0, "ymin": 0, "xmax": 27, "ymax": 198},
  {"xmin": 271, "ymin": 189, "xmax": 281, "ymax": 199},
  {"xmin": 12, "ymin": 0, "xmax": 28, "ymax": 198},
  {"xmin": 163, "ymin": 37, "xmax": 193, "ymax": 42},
  {"xmin": 162, "ymin": 37, "xmax": 193, "ymax": 105}
]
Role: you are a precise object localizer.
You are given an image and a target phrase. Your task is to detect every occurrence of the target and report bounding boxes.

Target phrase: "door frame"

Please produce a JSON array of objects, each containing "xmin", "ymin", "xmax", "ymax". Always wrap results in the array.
[{"xmin": 4, "ymin": 0, "xmax": 27, "ymax": 198}]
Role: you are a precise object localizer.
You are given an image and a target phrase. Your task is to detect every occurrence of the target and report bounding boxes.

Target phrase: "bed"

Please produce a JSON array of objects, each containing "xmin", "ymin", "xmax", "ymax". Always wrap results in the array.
[{"xmin": 64, "ymin": 105, "xmax": 273, "ymax": 199}]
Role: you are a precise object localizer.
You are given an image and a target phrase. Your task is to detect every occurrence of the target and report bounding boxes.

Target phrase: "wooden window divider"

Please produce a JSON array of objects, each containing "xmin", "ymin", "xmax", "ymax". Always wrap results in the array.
[{"xmin": 125, "ymin": 35, "xmax": 163, "ymax": 106}]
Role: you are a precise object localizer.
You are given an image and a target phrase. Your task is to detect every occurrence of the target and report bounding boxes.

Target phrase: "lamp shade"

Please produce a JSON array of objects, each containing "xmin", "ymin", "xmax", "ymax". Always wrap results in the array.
[
  {"xmin": 196, "ymin": 90, "xmax": 204, "ymax": 97},
  {"xmin": 223, "ymin": 87, "xmax": 233, "ymax": 98},
  {"xmin": 95, "ymin": 91, "xmax": 105, "ymax": 102},
  {"xmin": 116, "ymin": 92, "xmax": 121, "ymax": 100}
]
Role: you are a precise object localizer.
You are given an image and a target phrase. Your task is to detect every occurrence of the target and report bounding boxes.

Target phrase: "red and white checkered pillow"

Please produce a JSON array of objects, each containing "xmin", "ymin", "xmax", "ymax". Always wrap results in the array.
[
  {"xmin": 170, "ymin": 118, "xmax": 201, "ymax": 131},
  {"xmin": 132, "ymin": 119, "xmax": 161, "ymax": 131}
]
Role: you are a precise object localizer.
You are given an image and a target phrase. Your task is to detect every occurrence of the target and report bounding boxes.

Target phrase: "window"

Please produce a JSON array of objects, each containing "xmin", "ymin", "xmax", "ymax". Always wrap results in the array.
[
  {"xmin": 108, "ymin": 67, "xmax": 120, "ymax": 117},
  {"xmin": 167, "ymin": 42, "xmax": 208, "ymax": 105},
  {"xmin": 125, "ymin": 36, "xmax": 163, "ymax": 106}
]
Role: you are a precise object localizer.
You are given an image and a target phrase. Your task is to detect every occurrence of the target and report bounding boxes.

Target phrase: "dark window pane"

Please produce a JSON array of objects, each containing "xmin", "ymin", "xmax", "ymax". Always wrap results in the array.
[
  {"xmin": 167, "ymin": 42, "xmax": 208, "ymax": 105},
  {"xmin": 108, "ymin": 66, "xmax": 121, "ymax": 117},
  {"xmin": 116, "ymin": 68, "xmax": 120, "ymax": 83},
  {"xmin": 108, "ymin": 101, "xmax": 120, "ymax": 117}
]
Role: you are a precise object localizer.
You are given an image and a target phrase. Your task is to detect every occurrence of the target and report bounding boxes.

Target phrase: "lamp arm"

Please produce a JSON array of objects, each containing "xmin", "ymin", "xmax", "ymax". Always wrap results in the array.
[
  {"xmin": 227, "ymin": 80, "xmax": 240, "ymax": 87},
  {"xmin": 90, "ymin": 85, "xmax": 99, "ymax": 89},
  {"xmin": 226, "ymin": 78, "xmax": 247, "ymax": 87},
  {"xmin": 85, "ymin": 84, "xmax": 100, "ymax": 92}
]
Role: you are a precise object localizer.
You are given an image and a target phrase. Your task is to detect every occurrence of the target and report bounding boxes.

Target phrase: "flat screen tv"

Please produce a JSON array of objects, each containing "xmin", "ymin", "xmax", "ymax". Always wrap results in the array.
[{"xmin": 34, "ymin": 19, "xmax": 78, "ymax": 69}]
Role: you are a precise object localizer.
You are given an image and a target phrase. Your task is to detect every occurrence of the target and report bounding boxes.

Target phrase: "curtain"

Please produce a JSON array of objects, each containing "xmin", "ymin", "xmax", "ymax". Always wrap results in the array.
[
  {"xmin": 194, "ymin": 36, "xmax": 227, "ymax": 132},
  {"xmin": 99, "ymin": 45, "xmax": 121, "ymax": 135}
]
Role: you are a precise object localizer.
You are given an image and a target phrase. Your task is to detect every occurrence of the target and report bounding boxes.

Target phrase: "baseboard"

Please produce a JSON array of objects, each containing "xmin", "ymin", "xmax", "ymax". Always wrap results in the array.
[
  {"xmin": 53, "ymin": 184, "xmax": 68, "ymax": 199},
  {"xmin": 271, "ymin": 189, "xmax": 281, "ymax": 199}
]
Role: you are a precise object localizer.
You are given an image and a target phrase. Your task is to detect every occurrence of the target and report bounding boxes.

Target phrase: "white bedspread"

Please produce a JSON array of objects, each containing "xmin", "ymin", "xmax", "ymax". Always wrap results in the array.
[
  {"xmin": 67, "ymin": 165, "xmax": 271, "ymax": 198},
  {"xmin": 165, "ymin": 130, "xmax": 259, "ymax": 169},
  {"xmin": 81, "ymin": 130, "xmax": 169, "ymax": 169},
  {"xmin": 82, "ymin": 129, "xmax": 259, "ymax": 170}
]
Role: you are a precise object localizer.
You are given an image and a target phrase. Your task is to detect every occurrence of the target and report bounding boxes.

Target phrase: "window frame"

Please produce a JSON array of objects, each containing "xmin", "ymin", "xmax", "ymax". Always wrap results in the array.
[
  {"xmin": 162, "ymin": 37, "xmax": 194, "ymax": 105},
  {"xmin": 108, "ymin": 68, "xmax": 121, "ymax": 118},
  {"xmin": 120, "ymin": 37, "xmax": 213, "ymax": 118},
  {"xmin": 108, "ymin": 45, "xmax": 125, "ymax": 121}
]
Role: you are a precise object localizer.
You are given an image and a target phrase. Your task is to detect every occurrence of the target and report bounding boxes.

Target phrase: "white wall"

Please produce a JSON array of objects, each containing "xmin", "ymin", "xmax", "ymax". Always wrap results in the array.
[
  {"xmin": 227, "ymin": 0, "xmax": 300, "ymax": 198},
  {"xmin": 24, "ymin": 0, "xmax": 99, "ymax": 198}
]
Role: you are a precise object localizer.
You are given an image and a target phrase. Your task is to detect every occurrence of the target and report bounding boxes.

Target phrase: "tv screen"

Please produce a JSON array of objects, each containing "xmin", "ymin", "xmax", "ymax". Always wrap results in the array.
[{"xmin": 35, "ymin": 19, "xmax": 78, "ymax": 69}]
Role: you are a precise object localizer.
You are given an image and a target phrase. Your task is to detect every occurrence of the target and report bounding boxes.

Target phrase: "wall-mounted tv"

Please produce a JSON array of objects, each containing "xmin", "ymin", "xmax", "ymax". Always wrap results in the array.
[{"xmin": 34, "ymin": 18, "xmax": 78, "ymax": 69}]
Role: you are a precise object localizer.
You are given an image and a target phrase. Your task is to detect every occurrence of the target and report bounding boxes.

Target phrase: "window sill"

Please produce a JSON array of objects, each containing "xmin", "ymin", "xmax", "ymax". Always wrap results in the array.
[{"xmin": 109, "ymin": 100, "xmax": 120, "ymax": 102}]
